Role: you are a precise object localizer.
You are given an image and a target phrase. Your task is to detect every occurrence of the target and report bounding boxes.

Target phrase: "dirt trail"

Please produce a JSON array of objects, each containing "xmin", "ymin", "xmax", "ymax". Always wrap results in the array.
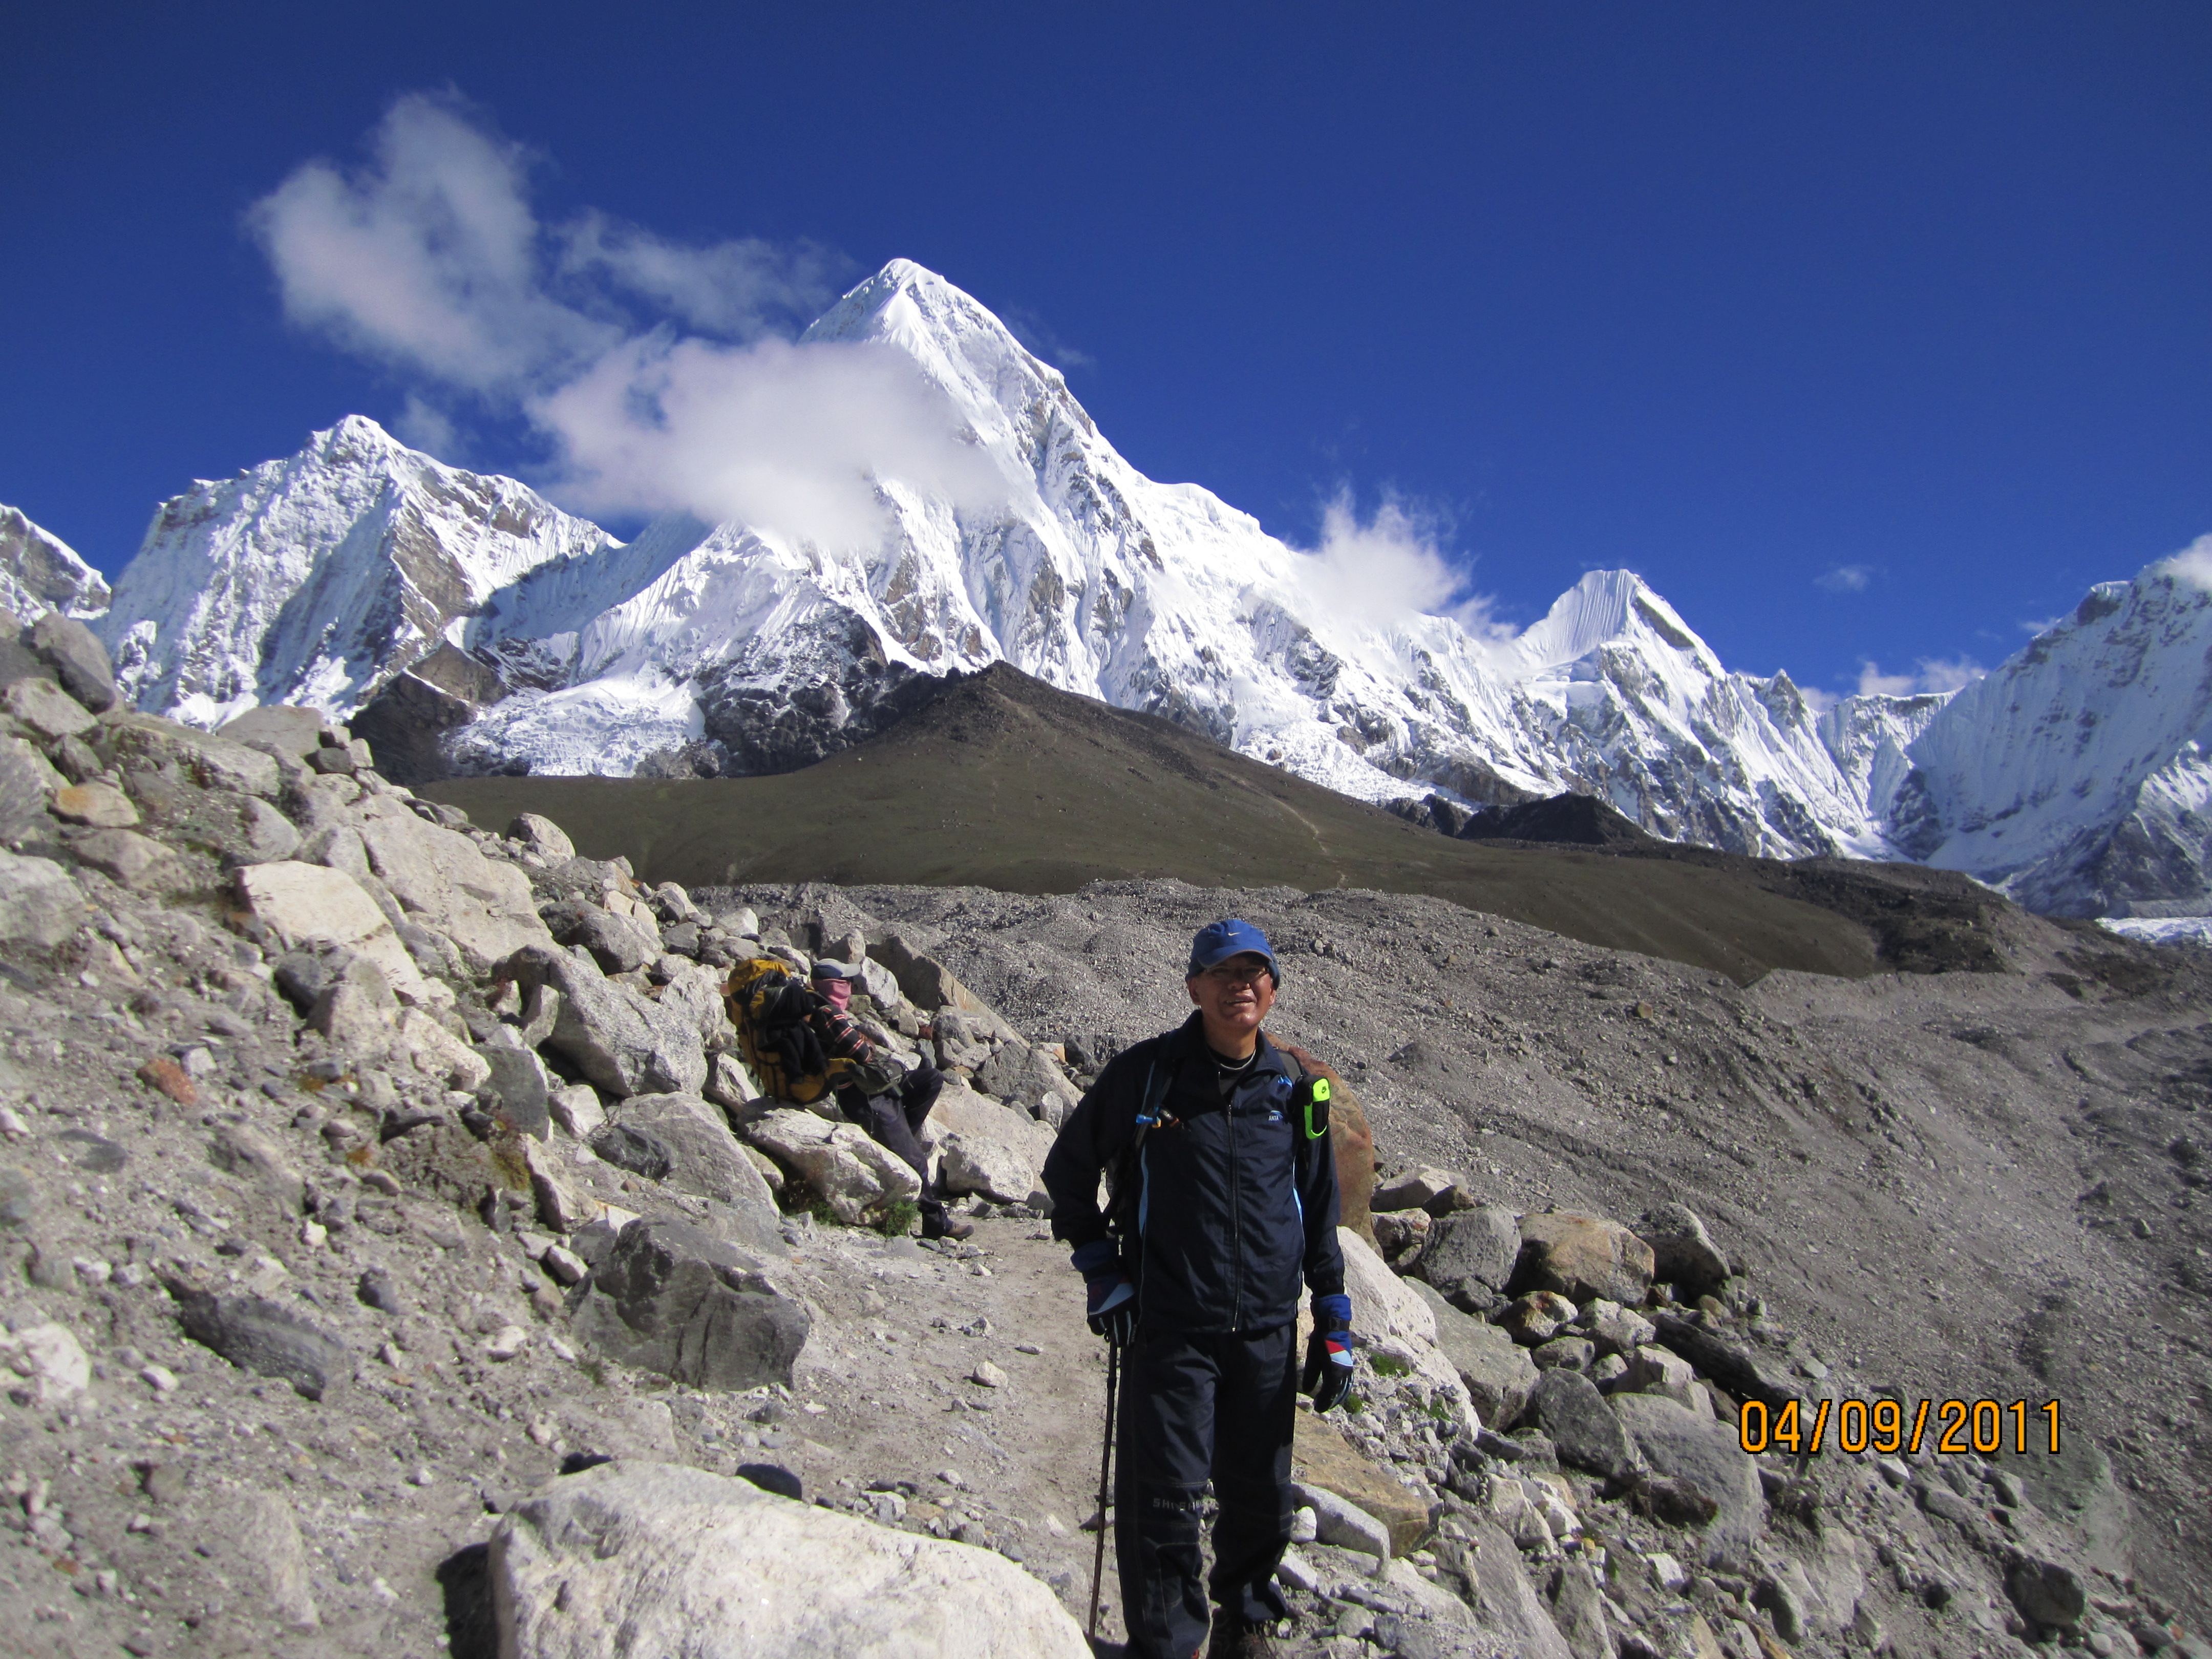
[{"xmin": 771, "ymin": 1219, "xmax": 1132, "ymax": 1640}]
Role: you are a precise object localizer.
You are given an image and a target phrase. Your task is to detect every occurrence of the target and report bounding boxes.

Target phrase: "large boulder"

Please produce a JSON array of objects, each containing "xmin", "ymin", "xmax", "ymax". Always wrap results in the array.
[
  {"xmin": 1519, "ymin": 1370, "xmax": 1641, "ymax": 1482},
  {"xmin": 217, "ymin": 704, "xmax": 332, "ymax": 758},
  {"xmin": 739, "ymin": 1107, "xmax": 921, "ymax": 1224},
  {"xmin": 1632, "ymin": 1202, "xmax": 1730, "ymax": 1296},
  {"xmin": 1457, "ymin": 1518, "xmax": 1577, "ymax": 1659},
  {"xmin": 238, "ymin": 860, "xmax": 442, "ymax": 1006},
  {"xmin": 491, "ymin": 1459, "xmax": 1089, "ymax": 1657},
  {"xmin": 600, "ymin": 1092, "xmax": 784, "ymax": 1254},
  {"xmin": 1405, "ymin": 1278, "xmax": 1538, "ymax": 1427},
  {"xmin": 27, "ymin": 610, "xmax": 117, "ymax": 712},
  {"xmin": 355, "ymin": 809, "xmax": 550, "ymax": 971},
  {"xmin": 0, "ymin": 734, "xmax": 65, "ymax": 845},
  {"xmin": 1412, "ymin": 1206, "xmax": 1520, "ymax": 1302},
  {"xmin": 1609, "ymin": 1393, "xmax": 1766, "ymax": 1570},
  {"xmin": 502, "ymin": 945, "xmax": 707, "ymax": 1099},
  {"xmin": 0, "ymin": 850, "xmax": 84, "ymax": 946},
  {"xmin": 1333, "ymin": 1227, "xmax": 1477, "ymax": 1430},
  {"xmin": 107, "ymin": 712, "xmax": 281, "ymax": 797},
  {"xmin": 571, "ymin": 1219, "xmax": 809, "ymax": 1390},
  {"xmin": 1512, "ymin": 1210, "xmax": 1655, "ymax": 1306},
  {"xmin": 920, "ymin": 1084, "xmax": 1052, "ymax": 1204}
]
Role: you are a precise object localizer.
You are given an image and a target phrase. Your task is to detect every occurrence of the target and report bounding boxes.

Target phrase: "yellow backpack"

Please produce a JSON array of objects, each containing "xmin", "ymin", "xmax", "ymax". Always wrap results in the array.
[{"xmin": 725, "ymin": 956, "xmax": 844, "ymax": 1105}]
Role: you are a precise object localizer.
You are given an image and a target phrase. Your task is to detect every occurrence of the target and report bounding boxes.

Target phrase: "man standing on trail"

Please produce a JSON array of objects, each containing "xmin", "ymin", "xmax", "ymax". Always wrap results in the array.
[{"xmin": 1043, "ymin": 919, "xmax": 1352, "ymax": 1659}]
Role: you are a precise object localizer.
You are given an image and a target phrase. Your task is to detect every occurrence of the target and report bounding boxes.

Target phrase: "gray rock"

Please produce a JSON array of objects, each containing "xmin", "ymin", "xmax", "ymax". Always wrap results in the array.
[
  {"xmin": 1412, "ymin": 1205, "xmax": 1520, "ymax": 1298},
  {"xmin": 216, "ymin": 705, "xmax": 329, "ymax": 757},
  {"xmin": 477, "ymin": 1044, "xmax": 554, "ymax": 1138},
  {"xmin": 0, "ymin": 1164, "xmax": 36, "ymax": 1226},
  {"xmin": 572, "ymin": 1218, "xmax": 810, "ymax": 1390},
  {"xmin": 492, "ymin": 1459, "xmax": 1090, "ymax": 1657},
  {"xmin": 1406, "ymin": 1277, "xmax": 1540, "ymax": 1426},
  {"xmin": 1458, "ymin": 1517, "xmax": 1577, "ymax": 1659},
  {"xmin": 209, "ymin": 1490, "xmax": 320, "ymax": 1629},
  {"xmin": 1752, "ymin": 1573, "xmax": 1809, "ymax": 1643},
  {"xmin": 1533, "ymin": 1336, "xmax": 1596, "ymax": 1372},
  {"xmin": 107, "ymin": 712, "xmax": 281, "ymax": 797},
  {"xmin": 562, "ymin": 902, "xmax": 657, "ymax": 973},
  {"xmin": 66, "ymin": 826, "xmax": 181, "ymax": 892},
  {"xmin": 592, "ymin": 1121, "xmax": 678, "ymax": 1182},
  {"xmin": 0, "ymin": 734, "xmax": 65, "ymax": 846},
  {"xmin": 172, "ymin": 1286, "xmax": 349, "ymax": 1399},
  {"xmin": 1547, "ymin": 1558, "xmax": 1614, "ymax": 1659},
  {"xmin": 0, "ymin": 849, "xmax": 85, "ymax": 945},
  {"xmin": 2, "ymin": 675, "xmax": 95, "ymax": 741},
  {"xmin": 602, "ymin": 1092, "xmax": 784, "ymax": 1253},
  {"xmin": 1647, "ymin": 1312, "xmax": 1803, "ymax": 1411},
  {"xmin": 1633, "ymin": 1202, "xmax": 1731, "ymax": 1295},
  {"xmin": 27, "ymin": 610, "xmax": 116, "ymax": 712},
  {"xmin": 508, "ymin": 812, "xmax": 575, "ymax": 860},
  {"xmin": 309, "ymin": 956, "xmax": 397, "ymax": 1056},
  {"xmin": 2008, "ymin": 1556, "xmax": 2087, "ymax": 1630},
  {"xmin": 502, "ymin": 944, "xmax": 708, "ymax": 1098},
  {"xmin": 1520, "ymin": 1369, "xmax": 1641, "ymax": 1481},
  {"xmin": 1609, "ymin": 1393, "xmax": 1764, "ymax": 1570},
  {"xmin": 151, "ymin": 785, "xmax": 303, "ymax": 866}
]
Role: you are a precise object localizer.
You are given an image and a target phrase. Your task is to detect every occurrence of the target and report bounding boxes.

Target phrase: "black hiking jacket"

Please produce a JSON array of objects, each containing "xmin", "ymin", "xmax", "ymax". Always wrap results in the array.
[{"xmin": 1043, "ymin": 1012, "xmax": 1345, "ymax": 1335}]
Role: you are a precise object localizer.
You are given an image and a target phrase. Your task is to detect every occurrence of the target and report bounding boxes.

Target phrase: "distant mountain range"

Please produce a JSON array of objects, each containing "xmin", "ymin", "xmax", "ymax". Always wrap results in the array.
[{"xmin": 8, "ymin": 261, "xmax": 2210, "ymax": 928}]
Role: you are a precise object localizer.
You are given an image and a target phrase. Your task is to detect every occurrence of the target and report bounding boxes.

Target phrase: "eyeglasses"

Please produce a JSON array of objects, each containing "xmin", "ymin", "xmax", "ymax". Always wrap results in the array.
[{"xmin": 1196, "ymin": 962, "xmax": 1273, "ymax": 986}]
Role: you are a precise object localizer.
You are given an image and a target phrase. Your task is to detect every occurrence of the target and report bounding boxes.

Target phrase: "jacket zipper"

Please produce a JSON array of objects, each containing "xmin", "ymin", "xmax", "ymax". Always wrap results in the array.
[{"xmin": 1227, "ymin": 1082, "xmax": 1242, "ymax": 1332}]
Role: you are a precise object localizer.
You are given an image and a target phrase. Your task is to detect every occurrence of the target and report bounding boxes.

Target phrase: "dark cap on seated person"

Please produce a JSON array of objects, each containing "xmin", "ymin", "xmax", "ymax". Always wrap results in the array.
[
  {"xmin": 809, "ymin": 960, "xmax": 860, "ymax": 981},
  {"xmin": 1186, "ymin": 918, "xmax": 1278, "ymax": 979}
]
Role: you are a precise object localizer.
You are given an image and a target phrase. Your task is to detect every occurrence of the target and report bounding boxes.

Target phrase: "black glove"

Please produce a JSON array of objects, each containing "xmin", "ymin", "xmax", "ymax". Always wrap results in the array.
[
  {"xmin": 1086, "ymin": 1274, "xmax": 1137, "ymax": 1346},
  {"xmin": 1301, "ymin": 1293, "xmax": 1354, "ymax": 1413}
]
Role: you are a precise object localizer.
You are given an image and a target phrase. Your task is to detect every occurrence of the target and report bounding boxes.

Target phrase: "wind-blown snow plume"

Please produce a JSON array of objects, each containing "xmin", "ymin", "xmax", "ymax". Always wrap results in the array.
[
  {"xmin": 1290, "ymin": 494, "xmax": 1502, "ymax": 638},
  {"xmin": 249, "ymin": 95, "xmax": 996, "ymax": 549}
]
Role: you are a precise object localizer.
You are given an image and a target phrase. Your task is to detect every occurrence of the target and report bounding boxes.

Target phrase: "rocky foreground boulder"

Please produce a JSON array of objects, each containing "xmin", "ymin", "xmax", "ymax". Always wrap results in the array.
[{"xmin": 492, "ymin": 1459, "xmax": 1090, "ymax": 1657}]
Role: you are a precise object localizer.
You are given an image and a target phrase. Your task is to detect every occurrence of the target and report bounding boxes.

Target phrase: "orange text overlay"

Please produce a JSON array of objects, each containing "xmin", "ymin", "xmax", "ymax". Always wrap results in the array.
[{"xmin": 1737, "ymin": 1397, "xmax": 2060, "ymax": 1458}]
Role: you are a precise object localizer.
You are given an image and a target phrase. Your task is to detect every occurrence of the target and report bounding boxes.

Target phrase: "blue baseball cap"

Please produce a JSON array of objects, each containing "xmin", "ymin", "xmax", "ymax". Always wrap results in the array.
[{"xmin": 1187, "ymin": 919, "xmax": 1279, "ymax": 979}]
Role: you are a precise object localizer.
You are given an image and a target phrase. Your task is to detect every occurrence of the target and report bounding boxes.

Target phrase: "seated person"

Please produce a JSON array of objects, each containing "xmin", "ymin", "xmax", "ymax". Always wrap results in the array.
[{"xmin": 806, "ymin": 960, "xmax": 972, "ymax": 1242}]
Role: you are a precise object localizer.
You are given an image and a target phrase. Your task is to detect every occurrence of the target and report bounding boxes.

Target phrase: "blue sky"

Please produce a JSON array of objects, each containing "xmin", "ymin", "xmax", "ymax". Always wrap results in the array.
[{"xmin": 5, "ymin": 2, "xmax": 2207, "ymax": 702}]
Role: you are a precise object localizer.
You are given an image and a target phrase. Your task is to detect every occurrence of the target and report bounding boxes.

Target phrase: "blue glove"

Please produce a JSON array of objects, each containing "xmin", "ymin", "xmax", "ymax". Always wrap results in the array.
[
  {"xmin": 1072, "ymin": 1239, "xmax": 1137, "ymax": 1346},
  {"xmin": 1302, "ymin": 1293, "xmax": 1354, "ymax": 1412}
]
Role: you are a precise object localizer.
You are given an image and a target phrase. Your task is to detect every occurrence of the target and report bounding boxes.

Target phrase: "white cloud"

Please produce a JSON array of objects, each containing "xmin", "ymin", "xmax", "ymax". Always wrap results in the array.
[
  {"xmin": 558, "ymin": 210, "xmax": 846, "ymax": 340},
  {"xmin": 1816, "ymin": 563, "xmax": 1874, "ymax": 593},
  {"xmin": 1288, "ymin": 494, "xmax": 1503, "ymax": 638},
  {"xmin": 2018, "ymin": 613, "xmax": 2064, "ymax": 636},
  {"xmin": 2152, "ymin": 533, "xmax": 2212, "ymax": 592},
  {"xmin": 248, "ymin": 95, "xmax": 994, "ymax": 549},
  {"xmin": 537, "ymin": 333, "xmax": 1003, "ymax": 548},
  {"xmin": 1798, "ymin": 684, "xmax": 1840, "ymax": 715},
  {"xmin": 394, "ymin": 394, "xmax": 460, "ymax": 459},
  {"xmin": 1855, "ymin": 656, "xmax": 1985, "ymax": 698}
]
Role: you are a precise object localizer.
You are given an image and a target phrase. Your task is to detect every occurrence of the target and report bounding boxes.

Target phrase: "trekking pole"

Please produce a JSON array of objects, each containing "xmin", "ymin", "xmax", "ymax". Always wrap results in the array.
[{"xmin": 1087, "ymin": 1341, "xmax": 1120, "ymax": 1646}]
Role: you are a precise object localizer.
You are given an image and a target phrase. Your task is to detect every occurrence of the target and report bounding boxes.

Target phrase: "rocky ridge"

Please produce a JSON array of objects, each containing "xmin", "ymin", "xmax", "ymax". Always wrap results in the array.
[{"xmin": 0, "ymin": 602, "xmax": 2202, "ymax": 1656}]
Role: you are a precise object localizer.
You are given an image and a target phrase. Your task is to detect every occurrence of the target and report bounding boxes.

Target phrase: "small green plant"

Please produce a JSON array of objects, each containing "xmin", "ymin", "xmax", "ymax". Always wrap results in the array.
[
  {"xmin": 579, "ymin": 1357, "xmax": 608, "ymax": 1388},
  {"xmin": 1368, "ymin": 1352, "xmax": 1413, "ymax": 1378},
  {"xmin": 878, "ymin": 1199, "xmax": 921, "ymax": 1237},
  {"xmin": 1343, "ymin": 1390, "xmax": 1368, "ymax": 1415}
]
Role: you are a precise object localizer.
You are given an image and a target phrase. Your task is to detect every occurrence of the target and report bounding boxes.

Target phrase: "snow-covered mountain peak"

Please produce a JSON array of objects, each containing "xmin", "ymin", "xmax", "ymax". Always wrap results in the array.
[
  {"xmin": 100, "ymin": 416, "xmax": 613, "ymax": 725},
  {"xmin": 0, "ymin": 505, "xmax": 111, "ymax": 622},
  {"xmin": 1492, "ymin": 568, "xmax": 1722, "ymax": 682}
]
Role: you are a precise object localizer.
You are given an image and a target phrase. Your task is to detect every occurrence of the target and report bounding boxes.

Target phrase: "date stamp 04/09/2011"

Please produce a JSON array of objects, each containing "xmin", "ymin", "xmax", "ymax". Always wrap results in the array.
[{"xmin": 1737, "ymin": 1397, "xmax": 2061, "ymax": 1459}]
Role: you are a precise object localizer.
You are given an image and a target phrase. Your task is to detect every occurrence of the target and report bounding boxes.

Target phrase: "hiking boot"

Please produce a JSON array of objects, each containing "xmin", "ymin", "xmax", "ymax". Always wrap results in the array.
[
  {"xmin": 1204, "ymin": 1619, "xmax": 1281, "ymax": 1658},
  {"xmin": 922, "ymin": 1211, "xmax": 975, "ymax": 1242}
]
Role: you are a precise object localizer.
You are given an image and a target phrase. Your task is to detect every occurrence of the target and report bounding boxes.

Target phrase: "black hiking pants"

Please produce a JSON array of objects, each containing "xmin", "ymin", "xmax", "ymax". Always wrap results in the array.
[
  {"xmin": 838, "ymin": 1062, "xmax": 947, "ymax": 1213},
  {"xmin": 1116, "ymin": 1321, "xmax": 1298, "ymax": 1657}
]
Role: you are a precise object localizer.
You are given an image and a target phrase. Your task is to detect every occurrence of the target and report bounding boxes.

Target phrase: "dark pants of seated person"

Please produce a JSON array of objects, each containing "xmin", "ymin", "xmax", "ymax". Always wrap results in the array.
[{"xmin": 837, "ymin": 1061, "xmax": 947, "ymax": 1218}]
